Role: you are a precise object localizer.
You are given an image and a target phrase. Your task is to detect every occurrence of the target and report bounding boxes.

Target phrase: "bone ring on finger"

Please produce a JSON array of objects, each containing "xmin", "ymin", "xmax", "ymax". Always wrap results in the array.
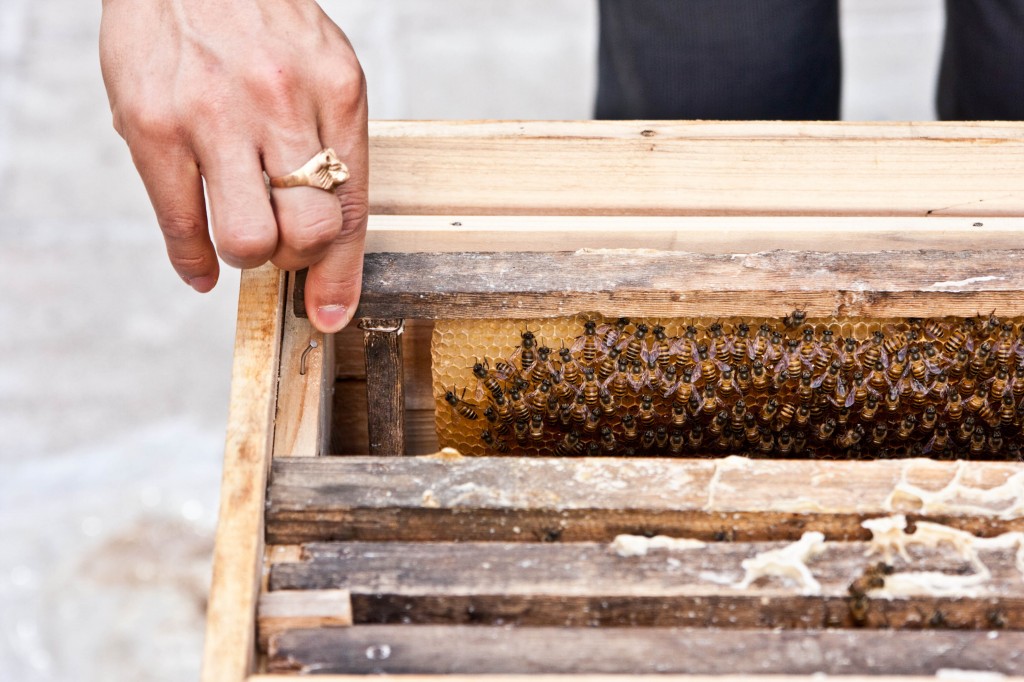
[{"xmin": 269, "ymin": 148, "xmax": 350, "ymax": 191}]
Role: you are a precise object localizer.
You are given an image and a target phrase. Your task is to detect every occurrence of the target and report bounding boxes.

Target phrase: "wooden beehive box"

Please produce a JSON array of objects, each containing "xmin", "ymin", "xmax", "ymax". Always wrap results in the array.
[{"xmin": 202, "ymin": 121, "xmax": 1024, "ymax": 681}]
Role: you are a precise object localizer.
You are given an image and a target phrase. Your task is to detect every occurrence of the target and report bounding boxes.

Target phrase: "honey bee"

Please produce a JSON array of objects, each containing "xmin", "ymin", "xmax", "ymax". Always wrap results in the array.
[
  {"xmin": 922, "ymin": 319, "xmax": 947, "ymax": 342},
  {"xmin": 777, "ymin": 401, "xmax": 797, "ymax": 428},
  {"xmin": 943, "ymin": 320, "xmax": 973, "ymax": 355},
  {"xmin": 571, "ymin": 320, "xmax": 601, "ymax": 365},
  {"xmin": 655, "ymin": 425, "xmax": 670, "ymax": 449},
  {"xmin": 957, "ymin": 415, "xmax": 977, "ymax": 443},
  {"xmin": 621, "ymin": 413, "xmax": 639, "ymax": 441},
  {"xmin": 493, "ymin": 359, "xmax": 519, "ymax": 382},
  {"xmin": 607, "ymin": 358, "xmax": 629, "ymax": 399},
  {"xmin": 701, "ymin": 386, "xmax": 720, "ymax": 416},
  {"xmin": 600, "ymin": 317, "xmax": 630, "ymax": 352},
  {"xmin": 814, "ymin": 417, "xmax": 836, "ymax": 442},
  {"xmin": 969, "ymin": 341, "xmax": 992, "ymax": 378},
  {"xmin": 514, "ymin": 418, "xmax": 529, "ymax": 444},
  {"xmin": 966, "ymin": 385, "xmax": 989, "ymax": 414},
  {"xmin": 744, "ymin": 413, "xmax": 760, "ymax": 443},
  {"xmin": 545, "ymin": 395, "xmax": 560, "ymax": 423},
  {"xmin": 559, "ymin": 347, "xmax": 582, "ymax": 386},
  {"xmin": 556, "ymin": 430, "xmax": 584, "ymax": 456},
  {"xmin": 751, "ymin": 360, "xmax": 771, "ymax": 393},
  {"xmin": 813, "ymin": 359, "xmax": 842, "ymax": 394},
  {"xmin": 886, "ymin": 355, "xmax": 908, "ymax": 384},
  {"xmin": 599, "ymin": 389, "xmax": 617, "ymax": 416},
  {"xmin": 641, "ymin": 428, "xmax": 657, "ymax": 450},
  {"xmin": 885, "ymin": 386, "xmax": 901, "ymax": 413},
  {"xmin": 708, "ymin": 410, "xmax": 728, "ymax": 437},
  {"xmin": 1013, "ymin": 366, "xmax": 1024, "ymax": 400},
  {"xmin": 570, "ymin": 393, "xmax": 588, "ymax": 427},
  {"xmin": 673, "ymin": 325, "xmax": 700, "ymax": 370},
  {"xmin": 990, "ymin": 367, "xmax": 1010, "ymax": 399},
  {"xmin": 839, "ymin": 337, "xmax": 858, "ymax": 374},
  {"xmin": 507, "ymin": 388, "xmax": 531, "ymax": 423},
  {"xmin": 528, "ymin": 414, "xmax": 545, "ymax": 440},
  {"xmin": 581, "ymin": 367, "xmax": 601, "ymax": 408},
  {"xmin": 848, "ymin": 562, "xmax": 894, "ymax": 624},
  {"xmin": 757, "ymin": 427, "xmax": 775, "ymax": 453},
  {"xmin": 945, "ymin": 390, "xmax": 964, "ymax": 421},
  {"xmin": 777, "ymin": 429, "xmax": 794, "ymax": 454},
  {"xmin": 735, "ymin": 364, "xmax": 752, "ymax": 393},
  {"xmin": 669, "ymin": 429, "xmax": 685, "ymax": 454},
  {"xmin": 446, "ymin": 387, "xmax": 479, "ymax": 420},
  {"xmin": 970, "ymin": 428, "xmax": 987, "ymax": 457},
  {"xmin": 882, "ymin": 328, "xmax": 908, "ymax": 358},
  {"xmin": 480, "ymin": 429, "xmax": 510, "ymax": 453},
  {"xmin": 627, "ymin": 359, "xmax": 649, "ymax": 391},
  {"xmin": 718, "ymin": 368, "xmax": 739, "ymax": 398},
  {"xmin": 869, "ymin": 422, "xmax": 888, "ymax": 448},
  {"xmin": 896, "ymin": 415, "xmax": 916, "ymax": 440},
  {"xmin": 836, "ymin": 425, "xmax": 865, "ymax": 450},
  {"xmin": 920, "ymin": 405, "xmax": 938, "ymax": 432},
  {"xmin": 947, "ymin": 349, "xmax": 969, "ymax": 381},
  {"xmin": 671, "ymin": 403, "xmax": 688, "ymax": 428},
  {"xmin": 860, "ymin": 394, "xmax": 879, "ymax": 421},
  {"xmin": 1000, "ymin": 394, "xmax": 1016, "ymax": 427},
  {"xmin": 472, "ymin": 361, "xmax": 505, "ymax": 402},
  {"xmin": 790, "ymin": 403, "xmax": 806, "ymax": 425},
  {"xmin": 783, "ymin": 308, "xmax": 807, "ymax": 330},
  {"xmin": 859, "ymin": 333, "xmax": 884, "ymax": 370},
  {"xmin": 687, "ymin": 425, "xmax": 704, "ymax": 448},
  {"xmin": 622, "ymin": 324, "xmax": 649, "ymax": 365},
  {"xmin": 989, "ymin": 428, "xmax": 1005, "ymax": 455},
  {"xmin": 584, "ymin": 410, "xmax": 602, "ymax": 434},
  {"xmin": 695, "ymin": 344, "xmax": 719, "ymax": 386},
  {"xmin": 925, "ymin": 423, "xmax": 950, "ymax": 455},
  {"xmin": 708, "ymin": 322, "xmax": 729, "ymax": 362},
  {"xmin": 732, "ymin": 323, "xmax": 751, "ymax": 367},
  {"xmin": 600, "ymin": 425, "xmax": 617, "ymax": 453},
  {"xmin": 638, "ymin": 394, "xmax": 657, "ymax": 426},
  {"xmin": 528, "ymin": 379, "xmax": 552, "ymax": 413},
  {"xmin": 644, "ymin": 325, "xmax": 673, "ymax": 372}
]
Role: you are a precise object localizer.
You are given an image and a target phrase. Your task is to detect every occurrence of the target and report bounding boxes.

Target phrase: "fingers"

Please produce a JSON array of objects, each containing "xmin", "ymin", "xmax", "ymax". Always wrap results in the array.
[
  {"xmin": 128, "ymin": 141, "xmax": 220, "ymax": 292},
  {"xmin": 198, "ymin": 142, "xmax": 279, "ymax": 269},
  {"xmin": 264, "ymin": 133, "xmax": 345, "ymax": 272},
  {"xmin": 304, "ymin": 84, "xmax": 369, "ymax": 334}
]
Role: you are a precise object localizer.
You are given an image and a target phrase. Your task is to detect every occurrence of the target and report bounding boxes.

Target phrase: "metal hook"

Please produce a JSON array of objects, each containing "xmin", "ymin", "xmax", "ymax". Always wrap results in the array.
[{"xmin": 299, "ymin": 339, "xmax": 319, "ymax": 376}]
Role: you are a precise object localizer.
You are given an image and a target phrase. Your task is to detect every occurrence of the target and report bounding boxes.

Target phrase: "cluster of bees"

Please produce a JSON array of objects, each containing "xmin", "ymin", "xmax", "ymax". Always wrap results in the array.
[{"xmin": 444, "ymin": 314, "xmax": 1024, "ymax": 460}]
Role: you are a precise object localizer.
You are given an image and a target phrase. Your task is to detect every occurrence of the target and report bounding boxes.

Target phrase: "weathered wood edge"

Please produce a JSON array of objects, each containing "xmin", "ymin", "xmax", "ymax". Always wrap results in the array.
[
  {"xmin": 296, "ymin": 249, "xmax": 1024, "ymax": 319},
  {"xmin": 201, "ymin": 265, "xmax": 286, "ymax": 682},
  {"xmin": 257, "ymin": 588, "xmax": 352, "ymax": 651},
  {"xmin": 266, "ymin": 626, "xmax": 1024, "ymax": 676},
  {"xmin": 245, "ymin": 671, "xmax": 991, "ymax": 675},
  {"xmin": 266, "ymin": 456, "xmax": 1024, "ymax": 544},
  {"xmin": 362, "ymin": 215, "xmax": 1024, "ymax": 254},
  {"xmin": 272, "ymin": 271, "xmax": 334, "ymax": 457}
]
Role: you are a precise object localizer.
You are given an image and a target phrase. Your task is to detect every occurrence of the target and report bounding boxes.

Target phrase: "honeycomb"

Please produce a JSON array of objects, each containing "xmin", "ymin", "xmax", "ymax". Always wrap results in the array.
[{"xmin": 432, "ymin": 314, "xmax": 1024, "ymax": 460}]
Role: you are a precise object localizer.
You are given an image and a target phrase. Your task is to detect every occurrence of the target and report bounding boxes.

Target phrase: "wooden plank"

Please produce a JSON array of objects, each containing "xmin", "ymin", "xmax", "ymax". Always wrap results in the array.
[
  {"xmin": 331, "ymin": 382, "xmax": 437, "ymax": 455},
  {"xmin": 363, "ymin": 215, "xmax": 1024, "ymax": 254},
  {"xmin": 265, "ymin": 456, "xmax": 1024, "ymax": 544},
  {"xmin": 366, "ymin": 121, "xmax": 1024, "ymax": 217},
  {"xmin": 269, "ymin": 540, "xmax": 1024, "ymax": 630},
  {"xmin": 201, "ymin": 264, "xmax": 286, "ymax": 682},
  {"xmin": 360, "ymin": 319, "xmax": 406, "ymax": 456},
  {"xmin": 346, "ymin": 250, "xmax": 1024, "ymax": 320},
  {"xmin": 257, "ymin": 589, "xmax": 352, "ymax": 651},
  {"xmin": 335, "ymin": 318, "xmax": 433, "ymax": 390},
  {"xmin": 268, "ymin": 625, "xmax": 1024, "ymax": 675},
  {"xmin": 272, "ymin": 272, "xmax": 334, "ymax": 457},
  {"xmin": 249, "ymin": 671, "xmax": 991, "ymax": 675}
]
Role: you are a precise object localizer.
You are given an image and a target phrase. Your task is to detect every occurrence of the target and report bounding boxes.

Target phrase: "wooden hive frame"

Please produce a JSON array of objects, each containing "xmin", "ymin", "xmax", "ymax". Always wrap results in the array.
[{"xmin": 202, "ymin": 121, "xmax": 1024, "ymax": 682}]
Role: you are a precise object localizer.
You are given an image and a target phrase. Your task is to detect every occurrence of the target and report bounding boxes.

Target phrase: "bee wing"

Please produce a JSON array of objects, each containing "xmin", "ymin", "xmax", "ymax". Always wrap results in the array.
[
  {"xmin": 811, "ymin": 373, "xmax": 826, "ymax": 388},
  {"xmin": 844, "ymin": 389, "xmax": 857, "ymax": 408},
  {"xmin": 569, "ymin": 336, "xmax": 587, "ymax": 354},
  {"xmin": 627, "ymin": 368, "xmax": 649, "ymax": 391},
  {"xmin": 910, "ymin": 378, "xmax": 926, "ymax": 394},
  {"xmin": 641, "ymin": 346, "xmax": 658, "ymax": 364},
  {"xmin": 774, "ymin": 356, "xmax": 789, "ymax": 374}
]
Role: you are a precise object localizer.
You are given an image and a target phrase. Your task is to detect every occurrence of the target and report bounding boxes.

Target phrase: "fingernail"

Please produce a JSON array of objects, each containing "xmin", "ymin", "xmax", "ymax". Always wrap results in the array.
[
  {"xmin": 316, "ymin": 304, "xmax": 350, "ymax": 332},
  {"xmin": 188, "ymin": 275, "xmax": 217, "ymax": 293}
]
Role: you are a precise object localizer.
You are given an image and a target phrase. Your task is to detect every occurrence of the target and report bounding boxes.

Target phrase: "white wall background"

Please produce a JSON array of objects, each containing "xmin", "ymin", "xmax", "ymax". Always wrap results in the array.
[{"xmin": 0, "ymin": 1, "xmax": 945, "ymax": 679}]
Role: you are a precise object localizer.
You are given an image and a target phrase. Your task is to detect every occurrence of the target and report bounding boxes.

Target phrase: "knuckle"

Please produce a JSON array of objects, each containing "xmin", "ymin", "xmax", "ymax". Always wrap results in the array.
[
  {"xmin": 284, "ymin": 210, "xmax": 341, "ymax": 257},
  {"xmin": 120, "ymin": 99, "xmax": 180, "ymax": 142},
  {"xmin": 339, "ymin": 201, "xmax": 369, "ymax": 241},
  {"xmin": 159, "ymin": 212, "xmax": 205, "ymax": 242},
  {"xmin": 328, "ymin": 62, "xmax": 366, "ymax": 102},
  {"xmin": 217, "ymin": 224, "xmax": 276, "ymax": 267}
]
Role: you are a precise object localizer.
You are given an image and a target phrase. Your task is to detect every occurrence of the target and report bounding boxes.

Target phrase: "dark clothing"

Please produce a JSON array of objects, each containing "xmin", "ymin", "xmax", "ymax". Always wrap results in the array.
[{"xmin": 597, "ymin": 0, "xmax": 1024, "ymax": 121}]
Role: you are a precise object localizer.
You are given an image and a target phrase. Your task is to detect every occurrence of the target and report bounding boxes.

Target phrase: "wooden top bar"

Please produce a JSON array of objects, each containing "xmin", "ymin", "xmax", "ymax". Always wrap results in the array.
[{"xmin": 368, "ymin": 121, "xmax": 1024, "ymax": 217}]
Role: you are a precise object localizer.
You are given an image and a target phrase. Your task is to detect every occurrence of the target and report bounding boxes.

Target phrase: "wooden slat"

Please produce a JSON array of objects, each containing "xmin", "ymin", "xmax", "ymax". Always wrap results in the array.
[
  {"xmin": 360, "ymin": 319, "xmax": 406, "ymax": 456},
  {"xmin": 272, "ymin": 272, "xmax": 334, "ymax": 457},
  {"xmin": 334, "ymin": 318, "xmax": 433, "ymax": 386},
  {"xmin": 266, "ymin": 456, "xmax": 1024, "ymax": 544},
  {"xmin": 251, "ymin": 676, "xmax": 976, "ymax": 682},
  {"xmin": 201, "ymin": 265, "xmax": 285, "ymax": 682},
  {"xmin": 257, "ymin": 589, "xmax": 352, "ymax": 651},
  {"xmin": 363, "ymin": 215, "xmax": 1024, "ymax": 254},
  {"xmin": 367, "ymin": 121, "xmax": 1024, "ymax": 217},
  {"xmin": 268, "ymin": 625, "xmax": 1024, "ymax": 675},
  {"xmin": 269, "ymin": 540, "xmax": 1024, "ymax": 630},
  {"xmin": 345, "ymin": 249, "xmax": 1024, "ymax": 320}
]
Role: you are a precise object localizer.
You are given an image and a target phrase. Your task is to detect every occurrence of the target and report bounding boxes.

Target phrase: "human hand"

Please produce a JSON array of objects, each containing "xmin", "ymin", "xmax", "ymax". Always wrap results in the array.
[{"xmin": 100, "ymin": 0, "xmax": 368, "ymax": 332}]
